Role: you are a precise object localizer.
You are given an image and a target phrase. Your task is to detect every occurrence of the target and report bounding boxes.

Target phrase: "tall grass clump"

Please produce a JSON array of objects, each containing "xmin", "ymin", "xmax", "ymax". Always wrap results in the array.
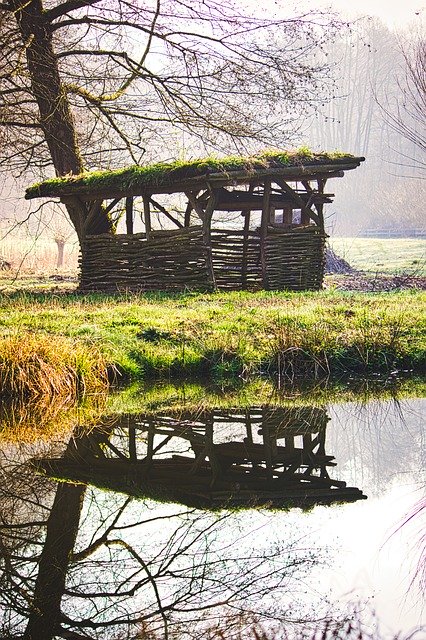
[{"xmin": 0, "ymin": 333, "xmax": 108, "ymax": 400}]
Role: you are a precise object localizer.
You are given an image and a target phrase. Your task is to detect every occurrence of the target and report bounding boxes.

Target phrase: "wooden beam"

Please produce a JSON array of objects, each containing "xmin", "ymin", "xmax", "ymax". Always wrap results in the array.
[
  {"xmin": 275, "ymin": 179, "xmax": 320, "ymax": 226},
  {"xmin": 314, "ymin": 178, "xmax": 327, "ymax": 232},
  {"xmin": 149, "ymin": 197, "xmax": 183, "ymax": 228},
  {"xmin": 260, "ymin": 179, "xmax": 272, "ymax": 289},
  {"xmin": 125, "ymin": 196, "xmax": 133, "ymax": 234},
  {"xmin": 203, "ymin": 190, "xmax": 219, "ymax": 290},
  {"xmin": 184, "ymin": 202, "xmax": 192, "ymax": 227},
  {"xmin": 184, "ymin": 190, "xmax": 206, "ymax": 222},
  {"xmin": 104, "ymin": 197, "xmax": 121, "ymax": 216}
]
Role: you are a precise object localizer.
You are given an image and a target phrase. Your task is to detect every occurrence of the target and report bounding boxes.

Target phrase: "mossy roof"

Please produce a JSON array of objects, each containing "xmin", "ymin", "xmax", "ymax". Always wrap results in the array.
[{"xmin": 26, "ymin": 149, "xmax": 365, "ymax": 200}]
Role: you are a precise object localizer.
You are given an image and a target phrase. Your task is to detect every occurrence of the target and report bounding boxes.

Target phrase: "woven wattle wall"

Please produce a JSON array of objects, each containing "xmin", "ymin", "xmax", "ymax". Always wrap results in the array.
[
  {"xmin": 265, "ymin": 227, "xmax": 327, "ymax": 291},
  {"xmin": 80, "ymin": 226, "xmax": 212, "ymax": 292},
  {"xmin": 79, "ymin": 225, "xmax": 326, "ymax": 292}
]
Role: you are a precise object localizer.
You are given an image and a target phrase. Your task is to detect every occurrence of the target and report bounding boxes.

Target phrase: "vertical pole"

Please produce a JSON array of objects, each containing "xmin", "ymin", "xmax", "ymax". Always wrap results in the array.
[
  {"xmin": 125, "ymin": 196, "xmax": 134, "ymax": 234},
  {"xmin": 143, "ymin": 195, "xmax": 152, "ymax": 240},
  {"xmin": 260, "ymin": 178, "xmax": 271, "ymax": 289},
  {"xmin": 129, "ymin": 420, "xmax": 137, "ymax": 461},
  {"xmin": 241, "ymin": 210, "xmax": 251, "ymax": 289},
  {"xmin": 315, "ymin": 178, "xmax": 326, "ymax": 233},
  {"xmin": 184, "ymin": 201, "xmax": 192, "ymax": 227},
  {"xmin": 203, "ymin": 191, "xmax": 218, "ymax": 290}
]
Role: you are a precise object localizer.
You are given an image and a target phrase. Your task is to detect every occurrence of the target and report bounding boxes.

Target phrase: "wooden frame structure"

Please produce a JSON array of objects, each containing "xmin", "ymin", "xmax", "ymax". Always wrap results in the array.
[
  {"xmin": 34, "ymin": 406, "xmax": 366, "ymax": 510},
  {"xmin": 26, "ymin": 152, "xmax": 364, "ymax": 292}
]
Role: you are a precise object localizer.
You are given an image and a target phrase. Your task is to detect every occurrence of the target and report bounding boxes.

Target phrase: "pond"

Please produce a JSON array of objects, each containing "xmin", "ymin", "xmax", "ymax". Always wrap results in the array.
[{"xmin": 0, "ymin": 380, "xmax": 424, "ymax": 639}]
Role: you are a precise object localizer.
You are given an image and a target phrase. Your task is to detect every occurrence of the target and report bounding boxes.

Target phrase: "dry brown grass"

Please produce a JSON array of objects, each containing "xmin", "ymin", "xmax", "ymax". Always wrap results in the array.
[{"xmin": 0, "ymin": 332, "xmax": 108, "ymax": 400}]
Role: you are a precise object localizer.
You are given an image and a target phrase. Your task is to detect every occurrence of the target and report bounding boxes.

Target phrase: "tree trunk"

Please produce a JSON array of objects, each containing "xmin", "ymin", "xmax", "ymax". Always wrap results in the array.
[
  {"xmin": 23, "ymin": 430, "xmax": 95, "ymax": 640},
  {"xmin": 10, "ymin": 0, "xmax": 113, "ymax": 244},
  {"xmin": 23, "ymin": 482, "xmax": 86, "ymax": 640},
  {"xmin": 55, "ymin": 239, "xmax": 65, "ymax": 268}
]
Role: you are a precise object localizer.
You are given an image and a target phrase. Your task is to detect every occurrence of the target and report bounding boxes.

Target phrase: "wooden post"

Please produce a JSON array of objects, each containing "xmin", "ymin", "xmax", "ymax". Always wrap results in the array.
[
  {"xmin": 315, "ymin": 178, "xmax": 327, "ymax": 233},
  {"xmin": 260, "ymin": 178, "xmax": 271, "ymax": 289},
  {"xmin": 143, "ymin": 195, "xmax": 152, "ymax": 240},
  {"xmin": 282, "ymin": 205, "xmax": 292, "ymax": 225},
  {"xmin": 184, "ymin": 201, "xmax": 192, "ymax": 227},
  {"xmin": 128, "ymin": 422, "xmax": 137, "ymax": 461},
  {"xmin": 241, "ymin": 209, "xmax": 251, "ymax": 289},
  {"xmin": 125, "ymin": 196, "xmax": 133, "ymax": 234},
  {"xmin": 203, "ymin": 191, "xmax": 218, "ymax": 290}
]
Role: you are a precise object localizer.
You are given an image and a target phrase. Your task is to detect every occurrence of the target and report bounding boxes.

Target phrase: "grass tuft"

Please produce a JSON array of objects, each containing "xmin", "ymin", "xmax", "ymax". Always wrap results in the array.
[{"xmin": 0, "ymin": 333, "xmax": 108, "ymax": 400}]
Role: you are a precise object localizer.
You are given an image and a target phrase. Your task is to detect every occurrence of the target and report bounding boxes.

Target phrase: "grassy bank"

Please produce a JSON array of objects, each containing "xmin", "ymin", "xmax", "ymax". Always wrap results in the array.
[
  {"xmin": 0, "ymin": 333, "xmax": 108, "ymax": 399},
  {"xmin": 0, "ymin": 289, "xmax": 425, "ymax": 390}
]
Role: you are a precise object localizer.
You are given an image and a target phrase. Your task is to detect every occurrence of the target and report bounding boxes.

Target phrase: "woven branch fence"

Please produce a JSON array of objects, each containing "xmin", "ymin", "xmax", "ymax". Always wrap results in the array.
[
  {"xmin": 265, "ymin": 226, "xmax": 326, "ymax": 291},
  {"xmin": 79, "ymin": 225, "xmax": 326, "ymax": 292},
  {"xmin": 80, "ymin": 226, "xmax": 212, "ymax": 292}
]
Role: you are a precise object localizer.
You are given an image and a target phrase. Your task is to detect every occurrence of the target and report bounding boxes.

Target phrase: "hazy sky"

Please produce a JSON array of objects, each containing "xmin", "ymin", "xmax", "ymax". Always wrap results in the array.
[{"xmin": 327, "ymin": 0, "xmax": 425, "ymax": 28}]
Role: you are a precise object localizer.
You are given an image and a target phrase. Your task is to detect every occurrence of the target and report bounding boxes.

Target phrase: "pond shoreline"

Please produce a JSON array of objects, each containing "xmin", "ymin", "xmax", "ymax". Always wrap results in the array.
[{"xmin": 0, "ymin": 289, "xmax": 425, "ymax": 398}]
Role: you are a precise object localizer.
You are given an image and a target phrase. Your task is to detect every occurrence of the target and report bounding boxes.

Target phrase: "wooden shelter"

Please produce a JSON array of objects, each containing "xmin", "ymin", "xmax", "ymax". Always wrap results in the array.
[
  {"xmin": 34, "ymin": 406, "xmax": 366, "ymax": 510},
  {"xmin": 26, "ymin": 151, "xmax": 365, "ymax": 292}
]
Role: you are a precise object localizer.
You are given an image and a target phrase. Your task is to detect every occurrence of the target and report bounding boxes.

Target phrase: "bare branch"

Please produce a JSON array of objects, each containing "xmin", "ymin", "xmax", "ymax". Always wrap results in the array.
[{"xmin": 44, "ymin": 0, "xmax": 104, "ymax": 22}]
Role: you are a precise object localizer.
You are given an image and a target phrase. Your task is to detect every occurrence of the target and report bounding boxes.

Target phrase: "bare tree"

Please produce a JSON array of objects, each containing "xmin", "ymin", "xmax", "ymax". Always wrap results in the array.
[
  {"xmin": 0, "ymin": 0, "xmax": 345, "ymax": 246},
  {"xmin": 381, "ymin": 38, "xmax": 426, "ymax": 176}
]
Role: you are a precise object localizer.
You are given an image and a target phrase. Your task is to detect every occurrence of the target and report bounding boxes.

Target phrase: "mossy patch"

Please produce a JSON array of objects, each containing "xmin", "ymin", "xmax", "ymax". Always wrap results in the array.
[{"xmin": 26, "ymin": 148, "xmax": 358, "ymax": 198}]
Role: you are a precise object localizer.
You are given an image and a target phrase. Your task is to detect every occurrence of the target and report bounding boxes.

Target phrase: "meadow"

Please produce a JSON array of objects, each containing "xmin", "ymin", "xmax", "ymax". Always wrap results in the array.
[
  {"xmin": 1, "ymin": 234, "xmax": 425, "ymax": 396},
  {"xmin": 329, "ymin": 237, "xmax": 426, "ymax": 276},
  {"xmin": 0, "ymin": 288, "xmax": 424, "ymax": 395}
]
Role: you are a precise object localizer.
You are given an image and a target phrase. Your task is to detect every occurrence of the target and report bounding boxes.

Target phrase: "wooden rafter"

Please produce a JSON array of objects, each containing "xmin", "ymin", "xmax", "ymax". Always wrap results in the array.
[
  {"xmin": 275, "ymin": 179, "xmax": 321, "ymax": 227},
  {"xmin": 149, "ymin": 197, "xmax": 183, "ymax": 228}
]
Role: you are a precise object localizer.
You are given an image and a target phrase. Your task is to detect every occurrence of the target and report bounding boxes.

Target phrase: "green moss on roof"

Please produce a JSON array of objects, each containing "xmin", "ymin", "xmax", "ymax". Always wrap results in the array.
[{"xmin": 26, "ymin": 148, "xmax": 360, "ymax": 199}]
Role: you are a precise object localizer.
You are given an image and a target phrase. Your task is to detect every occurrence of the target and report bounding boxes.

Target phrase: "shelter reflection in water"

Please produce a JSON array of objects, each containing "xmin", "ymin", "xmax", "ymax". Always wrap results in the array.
[{"xmin": 35, "ymin": 406, "xmax": 367, "ymax": 509}]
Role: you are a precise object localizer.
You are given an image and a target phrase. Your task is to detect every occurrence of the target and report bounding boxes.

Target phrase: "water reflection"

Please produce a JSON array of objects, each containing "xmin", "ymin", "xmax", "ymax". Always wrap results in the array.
[
  {"xmin": 0, "ymin": 390, "xmax": 423, "ymax": 640},
  {"xmin": 35, "ymin": 406, "xmax": 366, "ymax": 510}
]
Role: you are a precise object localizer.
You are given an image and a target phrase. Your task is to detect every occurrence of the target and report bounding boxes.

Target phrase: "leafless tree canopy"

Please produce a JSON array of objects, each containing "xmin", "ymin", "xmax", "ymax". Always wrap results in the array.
[
  {"xmin": 0, "ymin": 0, "xmax": 344, "ymax": 178},
  {"xmin": 383, "ymin": 38, "xmax": 426, "ymax": 174}
]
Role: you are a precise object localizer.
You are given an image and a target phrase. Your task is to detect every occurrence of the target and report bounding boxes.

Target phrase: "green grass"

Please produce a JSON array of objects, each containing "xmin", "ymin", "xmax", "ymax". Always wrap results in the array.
[
  {"xmin": 0, "ymin": 289, "xmax": 424, "ymax": 383},
  {"xmin": 330, "ymin": 237, "xmax": 426, "ymax": 275},
  {"xmin": 105, "ymin": 376, "xmax": 426, "ymax": 416}
]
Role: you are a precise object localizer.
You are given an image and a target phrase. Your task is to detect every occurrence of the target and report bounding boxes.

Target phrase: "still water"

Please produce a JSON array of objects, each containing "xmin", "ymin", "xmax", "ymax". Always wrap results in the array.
[{"xmin": 0, "ymin": 385, "xmax": 424, "ymax": 639}]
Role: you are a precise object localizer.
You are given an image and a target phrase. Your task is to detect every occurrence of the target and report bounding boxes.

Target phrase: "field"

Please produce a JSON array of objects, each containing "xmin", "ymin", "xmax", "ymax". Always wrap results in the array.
[
  {"xmin": 1, "ymin": 235, "xmax": 425, "ymax": 393},
  {"xmin": 0, "ymin": 289, "xmax": 425, "ymax": 391},
  {"xmin": 329, "ymin": 237, "xmax": 426, "ymax": 275}
]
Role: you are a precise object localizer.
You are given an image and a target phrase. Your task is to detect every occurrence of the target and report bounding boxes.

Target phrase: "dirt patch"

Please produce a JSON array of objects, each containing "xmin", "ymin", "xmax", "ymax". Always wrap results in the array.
[{"xmin": 326, "ymin": 273, "xmax": 426, "ymax": 291}]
